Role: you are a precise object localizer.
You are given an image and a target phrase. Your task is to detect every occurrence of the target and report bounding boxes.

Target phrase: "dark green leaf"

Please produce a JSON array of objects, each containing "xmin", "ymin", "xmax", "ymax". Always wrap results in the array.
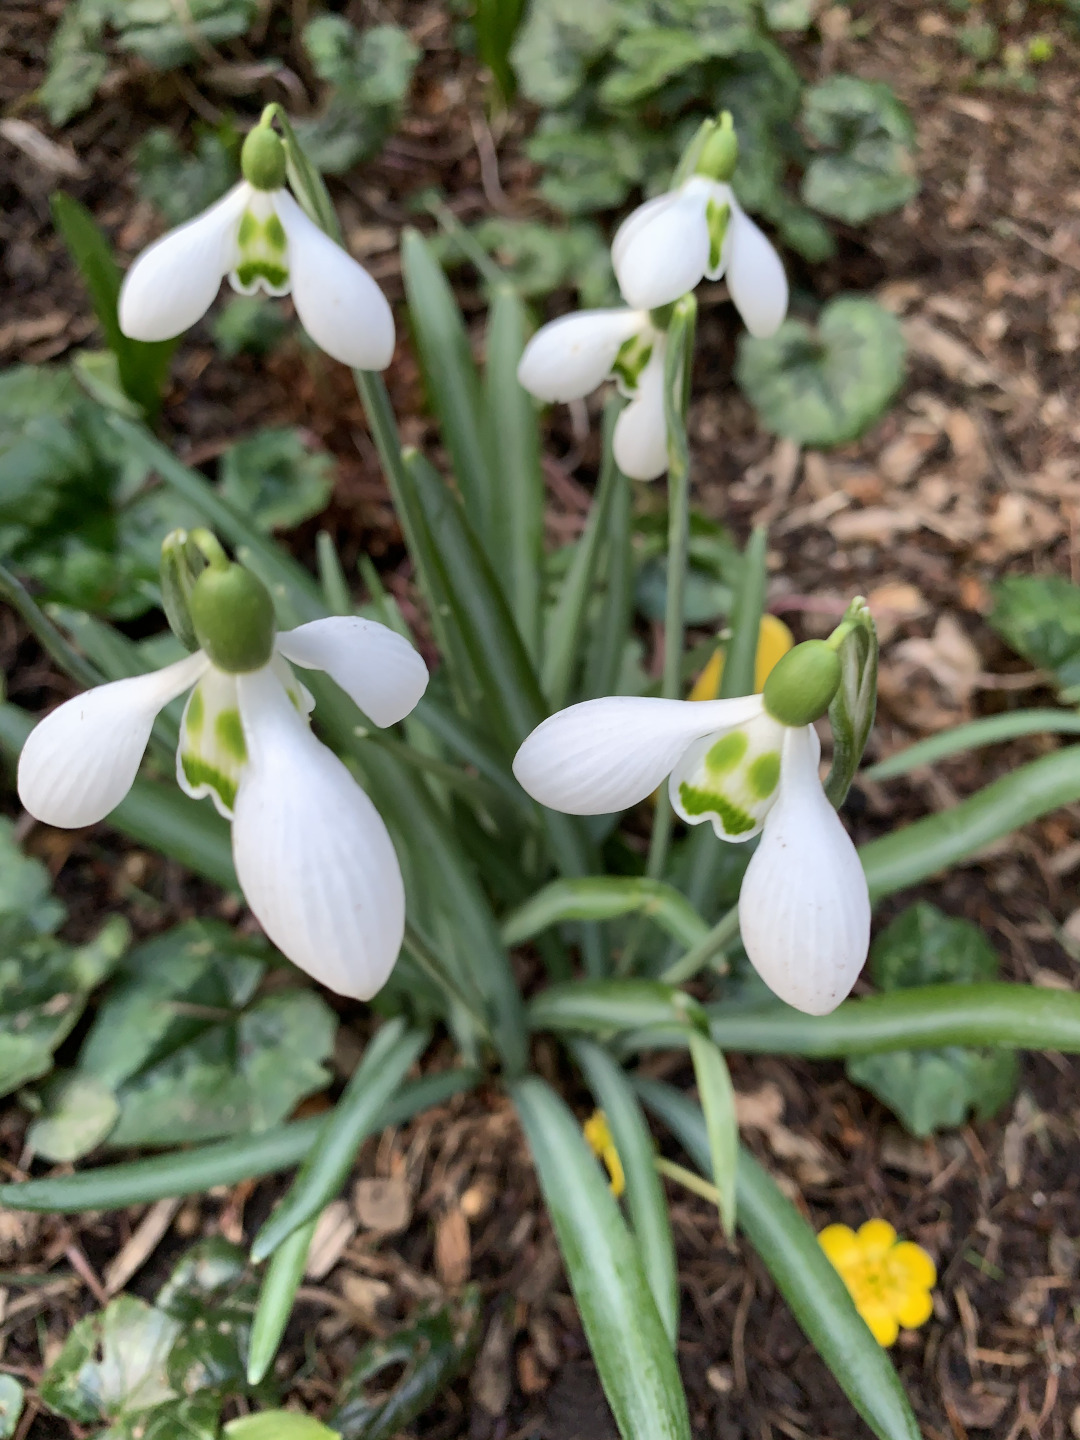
[
  {"xmin": 847, "ymin": 1046, "xmax": 1019, "ymax": 1137},
  {"xmin": 328, "ymin": 1289, "xmax": 483, "ymax": 1439},
  {"xmin": 228, "ymin": 1415, "xmax": 339, "ymax": 1440},
  {"xmin": 135, "ymin": 125, "xmax": 240, "ymax": 226},
  {"xmin": 801, "ymin": 76, "xmax": 918, "ymax": 224},
  {"xmin": 870, "ymin": 903, "xmax": 999, "ymax": 989},
  {"xmin": 989, "ymin": 573, "xmax": 1080, "ymax": 698},
  {"xmin": 40, "ymin": 1295, "xmax": 180, "ymax": 1424},
  {"xmin": 39, "ymin": 2, "xmax": 109, "ymax": 125},
  {"xmin": 0, "ymin": 815, "xmax": 66, "ymax": 940},
  {"xmin": 297, "ymin": 19, "xmax": 418, "ymax": 172},
  {"xmin": 27, "ymin": 1072, "xmax": 120, "ymax": 1163},
  {"xmin": 736, "ymin": 297, "xmax": 906, "ymax": 447},
  {"xmin": 218, "ymin": 427, "xmax": 335, "ymax": 532},
  {"xmin": 510, "ymin": 0, "xmax": 623, "ymax": 107},
  {"xmin": 213, "ymin": 297, "xmax": 290, "ymax": 357}
]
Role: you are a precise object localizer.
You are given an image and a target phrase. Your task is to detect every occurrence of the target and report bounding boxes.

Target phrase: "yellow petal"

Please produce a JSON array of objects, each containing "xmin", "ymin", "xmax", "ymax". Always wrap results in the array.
[
  {"xmin": 888, "ymin": 1240, "xmax": 936, "ymax": 1292},
  {"xmin": 818, "ymin": 1224, "xmax": 860, "ymax": 1272},
  {"xmin": 689, "ymin": 647, "xmax": 724, "ymax": 702},
  {"xmin": 584, "ymin": 1110, "xmax": 613, "ymax": 1158},
  {"xmin": 894, "ymin": 1287, "xmax": 934, "ymax": 1331},
  {"xmin": 859, "ymin": 1301, "xmax": 900, "ymax": 1348},
  {"xmin": 856, "ymin": 1219, "xmax": 897, "ymax": 1260},
  {"xmin": 754, "ymin": 613, "xmax": 794, "ymax": 690},
  {"xmin": 603, "ymin": 1143, "xmax": 626, "ymax": 1198}
]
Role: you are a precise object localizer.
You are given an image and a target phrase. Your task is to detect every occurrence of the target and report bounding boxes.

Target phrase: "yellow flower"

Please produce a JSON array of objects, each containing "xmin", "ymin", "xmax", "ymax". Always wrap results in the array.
[
  {"xmin": 689, "ymin": 613, "xmax": 793, "ymax": 701},
  {"xmin": 818, "ymin": 1220, "xmax": 936, "ymax": 1347},
  {"xmin": 583, "ymin": 1110, "xmax": 625, "ymax": 1198}
]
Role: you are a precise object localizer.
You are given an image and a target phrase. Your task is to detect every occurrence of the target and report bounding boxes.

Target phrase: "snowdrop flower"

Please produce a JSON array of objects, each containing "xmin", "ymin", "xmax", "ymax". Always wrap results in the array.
[
  {"xmin": 119, "ymin": 124, "xmax": 395, "ymax": 370},
  {"xmin": 513, "ymin": 641, "xmax": 870, "ymax": 1015},
  {"xmin": 518, "ymin": 308, "xmax": 669, "ymax": 481},
  {"xmin": 17, "ymin": 551, "xmax": 428, "ymax": 1001},
  {"xmin": 612, "ymin": 115, "xmax": 788, "ymax": 337}
]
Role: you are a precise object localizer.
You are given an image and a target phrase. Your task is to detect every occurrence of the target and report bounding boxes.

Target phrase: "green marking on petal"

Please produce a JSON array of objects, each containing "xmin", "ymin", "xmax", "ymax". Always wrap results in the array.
[
  {"xmin": 678, "ymin": 783, "xmax": 756, "ymax": 835},
  {"xmin": 238, "ymin": 210, "xmax": 258, "ymax": 247},
  {"xmin": 185, "ymin": 685, "xmax": 204, "ymax": 736},
  {"xmin": 182, "ymin": 755, "xmax": 238, "ymax": 813},
  {"xmin": 748, "ymin": 750, "xmax": 780, "ymax": 799},
  {"xmin": 611, "ymin": 333, "xmax": 653, "ymax": 391},
  {"xmin": 215, "ymin": 708, "xmax": 247, "ymax": 763},
  {"xmin": 706, "ymin": 198, "xmax": 731, "ymax": 272},
  {"xmin": 265, "ymin": 213, "xmax": 286, "ymax": 250},
  {"xmin": 233, "ymin": 202, "xmax": 290, "ymax": 296},
  {"xmin": 234, "ymin": 260, "xmax": 289, "ymax": 290},
  {"xmin": 706, "ymin": 730, "xmax": 747, "ymax": 774}
]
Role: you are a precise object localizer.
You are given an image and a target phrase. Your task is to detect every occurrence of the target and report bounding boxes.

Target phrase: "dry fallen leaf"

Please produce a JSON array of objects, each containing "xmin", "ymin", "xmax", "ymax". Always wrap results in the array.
[
  {"xmin": 305, "ymin": 1199, "xmax": 357, "ymax": 1280},
  {"xmin": 353, "ymin": 1176, "xmax": 411, "ymax": 1233},
  {"xmin": 435, "ymin": 1206, "xmax": 471, "ymax": 1288}
]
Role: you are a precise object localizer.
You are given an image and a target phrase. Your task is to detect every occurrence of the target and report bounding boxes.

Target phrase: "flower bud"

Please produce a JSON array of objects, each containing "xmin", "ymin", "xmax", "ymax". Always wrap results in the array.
[
  {"xmin": 241, "ymin": 125, "xmax": 287, "ymax": 192},
  {"xmin": 762, "ymin": 640, "xmax": 842, "ymax": 727},
  {"xmin": 159, "ymin": 529, "xmax": 205, "ymax": 652},
  {"xmin": 695, "ymin": 113, "xmax": 738, "ymax": 183},
  {"xmin": 190, "ymin": 563, "xmax": 276, "ymax": 673}
]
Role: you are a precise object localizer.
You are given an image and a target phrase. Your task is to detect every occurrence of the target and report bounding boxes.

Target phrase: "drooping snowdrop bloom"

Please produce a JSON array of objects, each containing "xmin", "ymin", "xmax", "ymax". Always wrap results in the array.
[
  {"xmin": 513, "ymin": 641, "xmax": 870, "ymax": 1015},
  {"xmin": 517, "ymin": 308, "xmax": 669, "ymax": 481},
  {"xmin": 18, "ymin": 554, "xmax": 428, "ymax": 1001},
  {"xmin": 612, "ymin": 115, "xmax": 788, "ymax": 337},
  {"xmin": 119, "ymin": 124, "xmax": 395, "ymax": 370}
]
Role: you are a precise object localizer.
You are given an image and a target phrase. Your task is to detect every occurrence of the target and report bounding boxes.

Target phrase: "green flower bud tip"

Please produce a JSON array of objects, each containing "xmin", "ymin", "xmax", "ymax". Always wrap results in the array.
[
  {"xmin": 190, "ymin": 563, "xmax": 276, "ymax": 673},
  {"xmin": 762, "ymin": 640, "xmax": 842, "ymax": 727},
  {"xmin": 241, "ymin": 125, "xmax": 286, "ymax": 192},
  {"xmin": 695, "ymin": 112, "xmax": 738, "ymax": 183}
]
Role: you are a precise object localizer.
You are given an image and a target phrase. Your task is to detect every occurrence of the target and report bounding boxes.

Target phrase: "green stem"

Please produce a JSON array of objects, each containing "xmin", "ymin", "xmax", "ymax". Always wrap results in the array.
[
  {"xmin": 659, "ymin": 904, "xmax": 740, "ymax": 984},
  {"xmin": 0, "ymin": 563, "xmax": 101, "ymax": 692},
  {"xmin": 403, "ymin": 923, "xmax": 493, "ymax": 1041},
  {"xmin": 654, "ymin": 1155, "xmax": 721, "ymax": 1205},
  {"xmin": 643, "ymin": 297, "xmax": 697, "ymax": 891}
]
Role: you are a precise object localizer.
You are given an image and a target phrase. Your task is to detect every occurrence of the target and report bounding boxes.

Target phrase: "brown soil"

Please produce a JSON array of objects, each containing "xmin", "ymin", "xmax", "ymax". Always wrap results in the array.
[{"xmin": 1, "ymin": 1, "xmax": 1080, "ymax": 1437}]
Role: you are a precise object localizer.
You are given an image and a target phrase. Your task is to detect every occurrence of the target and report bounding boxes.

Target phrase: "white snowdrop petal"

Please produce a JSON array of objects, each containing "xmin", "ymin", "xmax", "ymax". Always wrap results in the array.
[
  {"xmin": 118, "ymin": 182, "xmax": 250, "ymax": 341},
  {"xmin": 614, "ymin": 179, "xmax": 713, "ymax": 310},
  {"xmin": 738, "ymin": 725, "xmax": 870, "ymax": 1016},
  {"xmin": 516, "ymin": 309, "xmax": 644, "ymax": 403},
  {"xmin": 611, "ymin": 192, "xmax": 676, "ymax": 273},
  {"xmin": 275, "ymin": 617, "xmax": 429, "ymax": 728},
  {"xmin": 233, "ymin": 666, "xmax": 405, "ymax": 1000},
  {"xmin": 512, "ymin": 694, "xmax": 764, "ymax": 815},
  {"xmin": 275, "ymin": 190, "xmax": 395, "ymax": 370},
  {"xmin": 18, "ymin": 652, "xmax": 209, "ymax": 828},
  {"xmin": 726, "ymin": 204, "xmax": 789, "ymax": 339},
  {"xmin": 612, "ymin": 343, "xmax": 668, "ymax": 481}
]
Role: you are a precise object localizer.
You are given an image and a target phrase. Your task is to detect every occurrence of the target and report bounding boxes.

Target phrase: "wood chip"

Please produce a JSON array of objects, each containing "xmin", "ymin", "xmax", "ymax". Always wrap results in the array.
[
  {"xmin": 0, "ymin": 119, "xmax": 86, "ymax": 179},
  {"xmin": 435, "ymin": 1206, "xmax": 470, "ymax": 1288},
  {"xmin": 304, "ymin": 1200, "xmax": 356, "ymax": 1281},
  {"xmin": 353, "ymin": 1176, "xmax": 411, "ymax": 1233},
  {"xmin": 472, "ymin": 1310, "xmax": 513, "ymax": 1417},
  {"xmin": 104, "ymin": 1197, "xmax": 181, "ymax": 1296},
  {"xmin": 903, "ymin": 316, "xmax": 1000, "ymax": 388}
]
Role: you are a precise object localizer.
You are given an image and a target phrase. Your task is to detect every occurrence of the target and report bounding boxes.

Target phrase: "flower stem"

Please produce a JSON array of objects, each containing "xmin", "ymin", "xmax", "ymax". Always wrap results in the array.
[
  {"xmin": 655, "ymin": 1155, "xmax": 721, "ymax": 1205},
  {"xmin": 644, "ymin": 294, "xmax": 697, "ymax": 887},
  {"xmin": 660, "ymin": 903, "xmax": 741, "ymax": 985},
  {"xmin": 402, "ymin": 923, "xmax": 493, "ymax": 1043}
]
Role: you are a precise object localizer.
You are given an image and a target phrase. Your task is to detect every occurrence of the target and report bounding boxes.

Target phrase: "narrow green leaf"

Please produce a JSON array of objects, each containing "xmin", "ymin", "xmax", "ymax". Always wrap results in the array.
[
  {"xmin": 227, "ymin": 1413, "xmax": 337, "ymax": 1440},
  {"xmin": 315, "ymin": 530, "xmax": 353, "ymax": 616},
  {"xmin": 402, "ymin": 228, "xmax": 494, "ymax": 549},
  {"xmin": 0, "ymin": 1070, "xmax": 478, "ymax": 1213},
  {"xmin": 503, "ymin": 878, "xmax": 708, "ymax": 950},
  {"xmin": 865, "ymin": 708, "xmax": 1080, "ymax": 780},
  {"xmin": 570, "ymin": 1040, "xmax": 679, "ymax": 1345},
  {"xmin": 542, "ymin": 404, "xmax": 619, "ymax": 710},
  {"xmin": 529, "ymin": 979, "xmax": 703, "ymax": 1035},
  {"xmin": 636, "ymin": 1080, "xmax": 921, "ymax": 1440},
  {"xmin": 474, "ymin": 0, "xmax": 526, "ymax": 99},
  {"xmin": 719, "ymin": 526, "xmax": 768, "ymax": 701},
  {"xmin": 861, "ymin": 745, "xmax": 1080, "ymax": 899},
  {"xmin": 51, "ymin": 192, "xmax": 175, "ymax": 417},
  {"xmin": 687, "ymin": 1032, "xmax": 737, "ymax": 1235},
  {"xmin": 485, "ymin": 286, "xmax": 544, "ymax": 658},
  {"xmin": 0, "ymin": 562, "xmax": 100, "ymax": 691},
  {"xmin": 247, "ymin": 1215, "xmax": 317, "ymax": 1385},
  {"xmin": 582, "ymin": 463, "xmax": 634, "ymax": 700},
  {"xmin": 512, "ymin": 1078, "xmax": 691, "ymax": 1440},
  {"xmin": 252, "ymin": 1020, "xmax": 427, "ymax": 1260}
]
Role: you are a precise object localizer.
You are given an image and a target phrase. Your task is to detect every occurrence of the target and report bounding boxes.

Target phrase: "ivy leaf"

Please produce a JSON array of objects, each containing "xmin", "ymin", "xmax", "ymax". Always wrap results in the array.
[
  {"xmin": 40, "ymin": 1295, "xmax": 181, "ymax": 1425},
  {"xmin": 735, "ymin": 296, "xmax": 905, "ymax": 447},
  {"xmin": 0, "ymin": 917, "xmax": 128, "ymax": 1098},
  {"xmin": 801, "ymin": 75, "xmax": 918, "ymax": 224},
  {"xmin": 26, "ymin": 1072, "xmax": 120, "ymax": 1163},
  {"xmin": 989, "ymin": 574, "xmax": 1080, "ymax": 700},
  {"xmin": 217, "ymin": 427, "xmax": 335, "ymax": 533},
  {"xmin": 136, "ymin": 125, "xmax": 240, "ymax": 226},
  {"xmin": 846, "ymin": 903, "xmax": 1018, "ymax": 1137}
]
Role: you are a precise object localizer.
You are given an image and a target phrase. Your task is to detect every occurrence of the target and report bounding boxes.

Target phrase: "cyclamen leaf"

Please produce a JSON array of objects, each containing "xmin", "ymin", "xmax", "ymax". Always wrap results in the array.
[
  {"xmin": 40, "ymin": 1295, "xmax": 180, "ymax": 1424},
  {"xmin": 801, "ymin": 76, "xmax": 918, "ymax": 225},
  {"xmin": 989, "ymin": 573, "xmax": 1080, "ymax": 699}
]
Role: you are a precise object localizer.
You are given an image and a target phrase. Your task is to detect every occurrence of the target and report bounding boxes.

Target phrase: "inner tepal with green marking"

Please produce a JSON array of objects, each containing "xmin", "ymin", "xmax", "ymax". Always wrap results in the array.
[
  {"xmin": 671, "ymin": 712, "xmax": 785, "ymax": 840},
  {"xmin": 231, "ymin": 193, "xmax": 290, "ymax": 295}
]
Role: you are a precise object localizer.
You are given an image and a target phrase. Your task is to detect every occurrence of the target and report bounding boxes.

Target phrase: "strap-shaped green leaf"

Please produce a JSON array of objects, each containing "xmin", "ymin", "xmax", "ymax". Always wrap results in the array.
[
  {"xmin": 582, "ymin": 460, "xmax": 634, "ymax": 701},
  {"xmin": 529, "ymin": 979, "xmax": 703, "ymax": 1035},
  {"xmin": 503, "ymin": 877, "xmax": 709, "ymax": 950},
  {"xmin": 512, "ymin": 1078, "xmax": 691, "ymax": 1440},
  {"xmin": 402, "ymin": 229, "xmax": 495, "ymax": 551},
  {"xmin": 0, "ymin": 1070, "xmax": 478, "ymax": 1212},
  {"xmin": 51, "ymin": 192, "xmax": 176, "ymax": 418},
  {"xmin": 252, "ymin": 1020, "xmax": 427, "ymax": 1260},
  {"xmin": 687, "ymin": 1032, "xmax": 737, "ymax": 1235},
  {"xmin": 865, "ymin": 708, "xmax": 1080, "ymax": 780},
  {"xmin": 247, "ymin": 1215, "xmax": 317, "ymax": 1384},
  {"xmin": 485, "ymin": 287, "xmax": 544, "ymax": 659},
  {"xmin": 570, "ymin": 1040, "xmax": 680, "ymax": 1345},
  {"xmin": 861, "ymin": 744, "xmax": 1080, "ymax": 899},
  {"xmin": 636, "ymin": 1079, "xmax": 921, "ymax": 1440}
]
